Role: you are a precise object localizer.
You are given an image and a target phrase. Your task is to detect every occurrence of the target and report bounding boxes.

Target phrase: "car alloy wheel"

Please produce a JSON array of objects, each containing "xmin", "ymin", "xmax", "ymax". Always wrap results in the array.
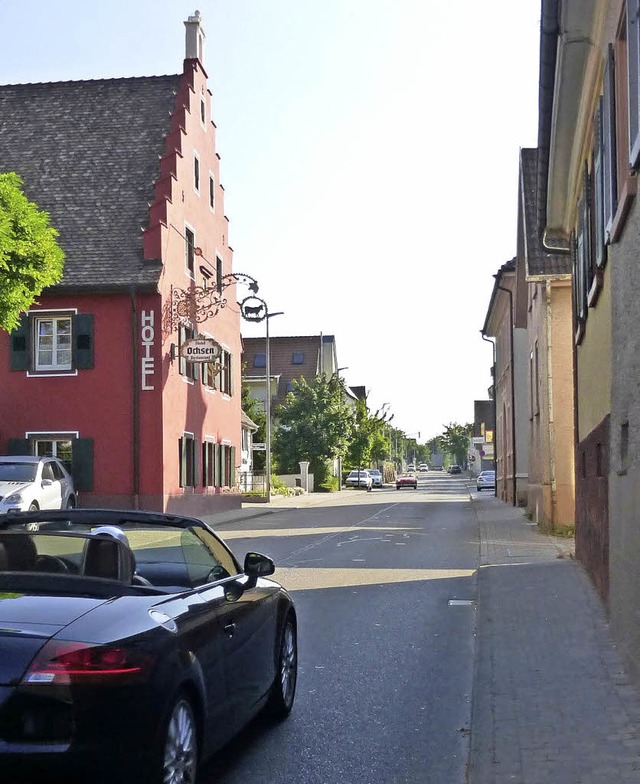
[
  {"xmin": 162, "ymin": 697, "xmax": 198, "ymax": 784},
  {"xmin": 268, "ymin": 616, "xmax": 297, "ymax": 718}
]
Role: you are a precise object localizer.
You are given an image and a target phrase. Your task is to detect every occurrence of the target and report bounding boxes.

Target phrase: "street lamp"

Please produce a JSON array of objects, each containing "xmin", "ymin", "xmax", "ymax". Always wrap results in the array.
[{"xmin": 264, "ymin": 309, "xmax": 284, "ymax": 501}]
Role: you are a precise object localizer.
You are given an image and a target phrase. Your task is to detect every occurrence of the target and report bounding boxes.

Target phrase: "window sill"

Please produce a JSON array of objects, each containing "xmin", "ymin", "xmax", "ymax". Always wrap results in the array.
[
  {"xmin": 588, "ymin": 269, "xmax": 603, "ymax": 308},
  {"xmin": 609, "ymin": 176, "xmax": 637, "ymax": 244},
  {"xmin": 27, "ymin": 370, "xmax": 78, "ymax": 378}
]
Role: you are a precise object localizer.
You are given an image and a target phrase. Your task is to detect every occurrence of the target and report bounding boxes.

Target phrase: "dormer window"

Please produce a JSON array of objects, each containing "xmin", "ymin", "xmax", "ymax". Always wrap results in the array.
[
  {"xmin": 254, "ymin": 353, "xmax": 266, "ymax": 368},
  {"xmin": 292, "ymin": 352, "xmax": 304, "ymax": 365}
]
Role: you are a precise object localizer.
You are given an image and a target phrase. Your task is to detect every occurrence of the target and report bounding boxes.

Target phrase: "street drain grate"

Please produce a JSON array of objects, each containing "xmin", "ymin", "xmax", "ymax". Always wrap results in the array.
[{"xmin": 448, "ymin": 599, "xmax": 475, "ymax": 606}]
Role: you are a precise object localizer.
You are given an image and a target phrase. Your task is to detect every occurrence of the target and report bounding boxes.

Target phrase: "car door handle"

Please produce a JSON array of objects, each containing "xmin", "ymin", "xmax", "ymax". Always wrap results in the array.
[{"xmin": 224, "ymin": 622, "xmax": 236, "ymax": 637}]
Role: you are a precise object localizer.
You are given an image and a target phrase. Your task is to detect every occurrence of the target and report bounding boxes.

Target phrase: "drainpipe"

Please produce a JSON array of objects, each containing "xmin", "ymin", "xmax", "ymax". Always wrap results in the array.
[
  {"xmin": 130, "ymin": 288, "xmax": 140, "ymax": 509},
  {"xmin": 497, "ymin": 284, "xmax": 517, "ymax": 506},
  {"xmin": 480, "ymin": 331, "xmax": 498, "ymax": 498},
  {"xmin": 545, "ymin": 280, "xmax": 558, "ymax": 525}
]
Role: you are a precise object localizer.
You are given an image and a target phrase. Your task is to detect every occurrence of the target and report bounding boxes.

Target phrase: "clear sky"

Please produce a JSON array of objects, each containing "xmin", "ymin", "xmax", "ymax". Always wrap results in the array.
[{"xmin": 1, "ymin": 0, "xmax": 541, "ymax": 441}]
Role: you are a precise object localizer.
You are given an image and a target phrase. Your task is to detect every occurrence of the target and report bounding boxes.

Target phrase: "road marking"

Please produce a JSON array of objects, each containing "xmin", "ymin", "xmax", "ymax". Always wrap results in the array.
[{"xmin": 274, "ymin": 567, "xmax": 476, "ymax": 591}]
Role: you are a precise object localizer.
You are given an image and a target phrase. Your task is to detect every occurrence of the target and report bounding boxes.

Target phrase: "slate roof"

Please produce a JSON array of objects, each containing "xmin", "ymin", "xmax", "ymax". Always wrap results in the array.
[
  {"xmin": 0, "ymin": 75, "xmax": 182, "ymax": 291},
  {"xmin": 520, "ymin": 147, "xmax": 571, "ymax": 277}
]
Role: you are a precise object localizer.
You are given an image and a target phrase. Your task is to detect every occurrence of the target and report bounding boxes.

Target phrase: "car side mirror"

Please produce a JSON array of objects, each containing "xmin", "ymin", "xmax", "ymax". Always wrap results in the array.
[
  {"xmin": 41, "ymin": 479, "xmax": 53, "ymax": 487},
  {"xmin": 244, "ymin": 552, "xmax": 275, "ymax": 580}
]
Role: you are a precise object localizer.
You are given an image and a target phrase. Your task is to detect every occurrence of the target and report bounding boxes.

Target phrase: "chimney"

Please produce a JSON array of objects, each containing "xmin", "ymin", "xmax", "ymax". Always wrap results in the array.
[{"xmin": 184, "ymin": 10, "xmax": 205, "ymax": 63}]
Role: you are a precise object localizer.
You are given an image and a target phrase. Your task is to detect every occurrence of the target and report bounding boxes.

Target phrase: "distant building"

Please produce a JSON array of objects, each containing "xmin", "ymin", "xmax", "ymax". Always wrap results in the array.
[{"xmin": 242, "ymin": 334, "xmax": 357, "ymax": 411}]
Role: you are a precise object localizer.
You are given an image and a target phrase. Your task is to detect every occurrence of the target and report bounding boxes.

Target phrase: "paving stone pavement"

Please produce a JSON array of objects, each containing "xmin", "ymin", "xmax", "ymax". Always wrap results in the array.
[{"xmin": 469, "ymin": 494, "xmax": 640, "ymax": 783}]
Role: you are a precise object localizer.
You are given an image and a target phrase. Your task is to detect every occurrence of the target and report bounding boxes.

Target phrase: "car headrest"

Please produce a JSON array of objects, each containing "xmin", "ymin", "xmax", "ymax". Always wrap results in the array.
[
  {"xmin": 0, "ymin": 533, "xmax": 38, "ymax": 571},
  {"xmin": 81, "ymin": 537, "xmax": 134, "ymax": 582},
  {"xmin": 0, "ymin": 543, "xmax": 8, "ymax": 571}
]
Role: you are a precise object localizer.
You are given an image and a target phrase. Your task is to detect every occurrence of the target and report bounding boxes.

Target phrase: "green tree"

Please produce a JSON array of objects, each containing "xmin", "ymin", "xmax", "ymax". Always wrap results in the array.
[
  {"xmin": 0, "ymin": 173, "xmax": 65, "ymax": 332},
  {"xmin": 273, "ymin": 374, "xmax": 354, "ymax": 477},
  {"xmin": 241, "ymin": 374, "xmax": 267, "ymax": 471},
  {"xmin": 440, "ymin": 422, "xmax": 473, "ymax": 467}
]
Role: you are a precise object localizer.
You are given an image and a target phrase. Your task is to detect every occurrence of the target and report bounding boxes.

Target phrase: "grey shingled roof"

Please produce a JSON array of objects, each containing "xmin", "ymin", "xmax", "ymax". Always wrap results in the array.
[
  {"xmin": 0, "ymin": 75, "xmax": 182, "ymax": 291},
  {"xmin": 520, "ymin": 147, "xmax": 571, "ymax": 277}
]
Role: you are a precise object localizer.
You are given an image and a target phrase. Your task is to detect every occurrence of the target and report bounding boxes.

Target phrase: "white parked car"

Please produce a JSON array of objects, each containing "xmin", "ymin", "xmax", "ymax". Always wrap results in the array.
[
  {"xmin": 476, "ymin": 470, "xmax": 496, "ymax": 492},
  {"xmin": 345, "ymin": 470, "xmax": 373, "ymax": 490},
  {"xmin": 0, "ymin": 456, "xmax": 76, "ymax": 513},
  {"xmin": 368, "ymin": 469, "xmax": 383, "ymax": 487}
]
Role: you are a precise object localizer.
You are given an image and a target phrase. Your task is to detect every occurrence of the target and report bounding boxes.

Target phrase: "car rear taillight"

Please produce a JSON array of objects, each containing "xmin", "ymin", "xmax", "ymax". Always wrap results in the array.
[{"xmin": 22, "ymin": 640, "xmax": 152, "ymax": 686}]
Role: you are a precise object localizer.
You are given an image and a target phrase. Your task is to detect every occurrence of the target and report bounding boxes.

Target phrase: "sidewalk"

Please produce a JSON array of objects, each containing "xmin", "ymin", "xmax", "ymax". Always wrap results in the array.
[{"xmin": 469, "ymin": 494, "xmax": 640, "ymax": 783}]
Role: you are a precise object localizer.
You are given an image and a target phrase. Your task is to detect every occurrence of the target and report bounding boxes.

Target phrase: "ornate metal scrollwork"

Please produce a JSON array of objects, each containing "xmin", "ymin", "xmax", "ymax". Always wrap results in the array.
[{"xmin": 171, "ymin": 272, "xmax": 260, "ymax": 331}]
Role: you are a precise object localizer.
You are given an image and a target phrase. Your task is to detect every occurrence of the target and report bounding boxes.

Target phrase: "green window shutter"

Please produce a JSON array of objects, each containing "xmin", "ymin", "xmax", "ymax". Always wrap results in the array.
[
  {"xmin": 179, "ymin": 325, "xmax": 186, "ymax": 376},
  {"xmin": 230, "ymin": 446, "xmax": 236, "ymax": 487},
  {"xmin": 72, "ymin": 438, "xmax": 94, "ymax": 492},
  {"xmin": 229, "ymin": 353, "xmax": 234, "ymax": 396},
  {"xmin": 9, "ymin": 315, "xmax": 29, "ymax": 371},
  {"xmin": 179, "ymin": 437, "xmax": 186, "ymax": 487},
  {"xmin": 73, "ymin": 314, "xmax": 94, "ymax": 369},
  {"xmin": 215, "ymin": 443, "xmax": 222, "ymax": 487},
  {"xmin": 192, "ymin": 438, "xmax": 199, "ymax": 487},
  {"xmin": 202, "ymin": 442, "xmax": 208, "ymax": 487},
  {"xmin": 8, "ymin": 438, "xmax": 31, "ymax": 455}
]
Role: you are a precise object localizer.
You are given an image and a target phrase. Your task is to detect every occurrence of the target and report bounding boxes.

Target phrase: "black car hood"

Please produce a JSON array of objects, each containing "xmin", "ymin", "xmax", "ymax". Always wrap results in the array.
[{"xmin": 0, "ymin": 592, "xmax": 109, "ymax": 687}]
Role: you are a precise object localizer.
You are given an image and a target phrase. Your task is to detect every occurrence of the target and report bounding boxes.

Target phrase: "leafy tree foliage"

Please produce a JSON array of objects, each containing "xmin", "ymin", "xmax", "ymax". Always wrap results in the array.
[
  {"xmin": 273, "ymin": 374, "xmax": 354, "ymax": 475},
  {"xmin": 440, "ymin": 422, "xmax": 473, "ymax": 466},
  {"xmin": 0, "ymin": 173, "xmax": 65, "ymax": 332},
  {"xmin": 346, "ymin": 398, "xmax": 390, "ymax": 468}
]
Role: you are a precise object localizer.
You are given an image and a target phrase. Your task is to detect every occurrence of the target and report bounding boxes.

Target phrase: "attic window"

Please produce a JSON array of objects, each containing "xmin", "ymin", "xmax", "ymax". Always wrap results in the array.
[
  {"xmin": 254, "ymin": 353, "xmax": 266, "ymax": 368},
  {"xmin": 292, "ymin": 352, "xmax": 304, "ymax": 365}
]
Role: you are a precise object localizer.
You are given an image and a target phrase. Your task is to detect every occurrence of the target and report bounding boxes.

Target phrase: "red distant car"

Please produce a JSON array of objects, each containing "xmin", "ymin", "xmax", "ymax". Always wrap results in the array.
[{"xmin": 396, "ymin": 474, "xmax": 418, "ymax": 490}]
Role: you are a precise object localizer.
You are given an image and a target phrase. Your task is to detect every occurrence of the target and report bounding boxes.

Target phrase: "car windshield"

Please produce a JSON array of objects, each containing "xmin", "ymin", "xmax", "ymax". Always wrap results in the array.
[{"xmin": 0, "ymin": 463, "xmax": 37, "ymax": 482}]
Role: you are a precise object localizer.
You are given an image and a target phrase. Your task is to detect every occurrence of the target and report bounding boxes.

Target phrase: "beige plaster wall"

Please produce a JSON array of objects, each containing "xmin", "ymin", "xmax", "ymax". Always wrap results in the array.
[{"xmin": 576, "ymin": 270, "xmax": 612, "ymax": 443}]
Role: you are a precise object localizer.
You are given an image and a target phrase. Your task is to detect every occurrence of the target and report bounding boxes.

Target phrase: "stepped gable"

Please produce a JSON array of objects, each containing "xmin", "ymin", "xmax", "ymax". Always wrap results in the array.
[{"xmin": 0, "ymin": 74, "xmax": 182, "ymax": 291}]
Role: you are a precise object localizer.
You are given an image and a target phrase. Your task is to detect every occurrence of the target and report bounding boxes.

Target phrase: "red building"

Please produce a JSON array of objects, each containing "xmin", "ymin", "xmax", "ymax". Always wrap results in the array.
[{"xmin": 0, "ymin": 12, "xmax": 243, "ymax": 514}]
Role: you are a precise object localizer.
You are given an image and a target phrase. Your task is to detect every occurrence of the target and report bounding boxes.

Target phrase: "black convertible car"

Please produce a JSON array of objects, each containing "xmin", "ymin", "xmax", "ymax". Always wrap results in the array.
[{"xmin": 0, "ymin": 509, "xmax": 297, "ymax": 783}]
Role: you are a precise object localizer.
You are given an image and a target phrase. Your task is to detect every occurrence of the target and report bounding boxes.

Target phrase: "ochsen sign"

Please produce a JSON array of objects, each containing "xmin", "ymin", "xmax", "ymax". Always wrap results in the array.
[{"xmin": 180, "ymin": 338, "xmax": 221, "ymax": 362}]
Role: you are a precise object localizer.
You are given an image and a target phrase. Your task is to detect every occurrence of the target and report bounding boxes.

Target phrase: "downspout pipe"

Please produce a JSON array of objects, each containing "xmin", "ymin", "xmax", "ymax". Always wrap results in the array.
[
  {"xmin": 480, "ymin": 330, "xmax": 498, "ymax": 498},
  {"xmin": 130, "ymin": 288, "xmax": 140, "ymax": 510},
  {"xmin": 497, "ymin": 284, "xmax": 518, "ymax": 506}
]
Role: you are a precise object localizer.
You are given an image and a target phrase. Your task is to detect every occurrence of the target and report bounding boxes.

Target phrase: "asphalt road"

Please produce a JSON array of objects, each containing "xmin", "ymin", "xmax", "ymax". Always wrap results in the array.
[{"xmin": 200, "ymin": 472, "xmax": 479, "ymax": 784}]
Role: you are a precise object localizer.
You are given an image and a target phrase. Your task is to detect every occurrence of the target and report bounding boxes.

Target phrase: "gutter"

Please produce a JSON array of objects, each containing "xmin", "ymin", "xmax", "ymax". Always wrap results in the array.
[
  {"xmin": 545, "ymin": 280, "xmax": 558, "ymax": 526},
  {"xmin": 130, "ymin": 288, "xmax": 140, "ymax": 509}
]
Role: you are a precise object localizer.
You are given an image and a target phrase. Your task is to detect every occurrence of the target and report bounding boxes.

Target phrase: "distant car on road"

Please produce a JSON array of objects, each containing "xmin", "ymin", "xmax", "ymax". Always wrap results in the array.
[
  {"xmin": 407, "ymin": 463, "xmax": 416, "ymax": 472},
  {"xmin": 396, "ymin": 474, "xmax": 418, "ymax": 490},
  {"xmin": 418, "ymin": 463, "xmax": 429, "ymax": 472},
  {"xmin": 449, "ymin": 465, "xmax": 462, "ymax": 475},
  {"xmin": 476, "ymin": 470, "xmax": 496, "ymax": 491},
  {"xmin": 345, "ymin": 470, "xmax": 373, "ymax": 490},
  {"xmin": 0, "ymin": 455, "xmax": 76, "ymax": 513},
  {"xmin": 368, "ymin": 469, "xmax": 383, "ymax": 488}
]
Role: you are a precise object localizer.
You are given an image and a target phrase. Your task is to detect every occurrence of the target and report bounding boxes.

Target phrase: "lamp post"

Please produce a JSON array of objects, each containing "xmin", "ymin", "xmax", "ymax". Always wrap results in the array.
[
  {"xmin": 264, "ymin": 309, "xmax": 284, "ymax": 501},
  {"xmin": 238, "ymin": 295, "xmax": 283, "ymax": 501}
]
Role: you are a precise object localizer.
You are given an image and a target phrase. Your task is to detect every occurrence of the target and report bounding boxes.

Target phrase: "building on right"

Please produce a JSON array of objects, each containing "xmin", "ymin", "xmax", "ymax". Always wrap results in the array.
[{"xmin": 537, "ymin": 0, "xmax": 640, "ymax": 678}]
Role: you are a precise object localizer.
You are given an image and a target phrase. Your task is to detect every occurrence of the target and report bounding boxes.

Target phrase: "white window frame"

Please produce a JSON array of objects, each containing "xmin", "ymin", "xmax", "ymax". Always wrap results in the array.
[
  {"xmin": 208, "ymin": 171, "xmax": 215, "ymax": 213},
  {"xmin": 34, "ymin": 314, "xmax": 73, "ymax": 372},
  {"xmin": 185, "ymin": 223, "xmax": 196, "ymax": 280},
  {"xmin": 193, "ymin": 152, "xmax": 201, "ymax": 195},
  {"xmin": 200, "ymin": 97, "xmax": 207, "ymax": 129}
]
